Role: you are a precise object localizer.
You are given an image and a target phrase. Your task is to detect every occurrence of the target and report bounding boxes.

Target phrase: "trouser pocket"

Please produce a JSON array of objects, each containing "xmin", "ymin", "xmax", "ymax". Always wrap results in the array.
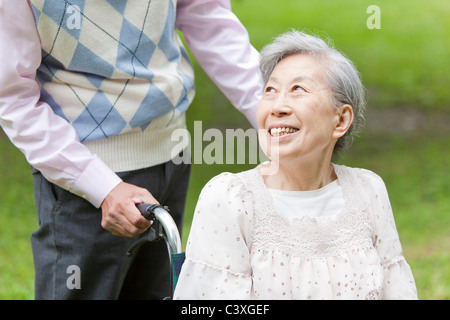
[{"xmin": 31, "ymin": 167, "xmax": 68, "ymax": 225}]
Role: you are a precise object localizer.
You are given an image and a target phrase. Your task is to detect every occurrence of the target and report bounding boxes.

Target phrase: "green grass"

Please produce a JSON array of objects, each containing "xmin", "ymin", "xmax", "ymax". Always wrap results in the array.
[
  {"xmin": 0, "ymin": 136, "xmax": 36, "ymax": 299},
  {"xmin": 1, "ymin": 0, "xmax": 449, "ymax": 300}
]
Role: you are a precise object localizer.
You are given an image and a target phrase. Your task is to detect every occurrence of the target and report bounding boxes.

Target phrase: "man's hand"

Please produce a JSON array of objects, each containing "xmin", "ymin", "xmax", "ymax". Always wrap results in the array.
[{"xmin": 101, "ymin": 182, "xmax": 157, "ymax": 237}]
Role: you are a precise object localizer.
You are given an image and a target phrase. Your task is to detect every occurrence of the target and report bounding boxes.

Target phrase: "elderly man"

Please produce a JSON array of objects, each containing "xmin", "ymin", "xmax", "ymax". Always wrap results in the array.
[{"xmin": 0, "ymin": 0, "xmax": 262, "ymax": 299}]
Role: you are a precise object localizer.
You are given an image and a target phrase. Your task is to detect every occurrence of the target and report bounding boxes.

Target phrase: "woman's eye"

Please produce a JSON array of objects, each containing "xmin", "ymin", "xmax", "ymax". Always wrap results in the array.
[
  {"xmin": 265, "ymin": 87, "xmax": 276, "ymax": 94},
  {"xmin": 293, "ymin": 85, "xmax": 306, "ymax": 92}
]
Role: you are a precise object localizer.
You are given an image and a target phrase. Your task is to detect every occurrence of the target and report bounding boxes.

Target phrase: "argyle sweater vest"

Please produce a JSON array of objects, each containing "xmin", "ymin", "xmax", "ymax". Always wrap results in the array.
[{"xmin": 30, "ymin": 0, "xmax": 195, "ymax": 171}]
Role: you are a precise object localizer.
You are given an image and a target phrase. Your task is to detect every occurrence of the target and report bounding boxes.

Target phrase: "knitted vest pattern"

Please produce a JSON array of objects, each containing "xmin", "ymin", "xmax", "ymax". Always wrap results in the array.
[{"xmin": 30, "ymin": 0, "xmax": 195, "ymax": 171}]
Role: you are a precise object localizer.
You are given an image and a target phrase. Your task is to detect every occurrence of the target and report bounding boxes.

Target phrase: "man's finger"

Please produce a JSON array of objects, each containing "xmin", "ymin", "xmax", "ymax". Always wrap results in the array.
[{"xmin": 124, "ymin": 201, "xmax": 152, "ymax": 229}]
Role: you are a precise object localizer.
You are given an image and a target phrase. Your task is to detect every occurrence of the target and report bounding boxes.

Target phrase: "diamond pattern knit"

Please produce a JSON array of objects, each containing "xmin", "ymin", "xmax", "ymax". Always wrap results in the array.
[{"xmin": 30, "ymin": 0, "xmax": 195, "ymax": 142}]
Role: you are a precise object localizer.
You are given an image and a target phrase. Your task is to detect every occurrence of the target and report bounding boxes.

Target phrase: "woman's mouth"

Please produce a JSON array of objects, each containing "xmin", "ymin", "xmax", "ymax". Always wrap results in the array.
[{"xmin": 269, "ymin": 126, "xmax": 300, "ymax": 138}]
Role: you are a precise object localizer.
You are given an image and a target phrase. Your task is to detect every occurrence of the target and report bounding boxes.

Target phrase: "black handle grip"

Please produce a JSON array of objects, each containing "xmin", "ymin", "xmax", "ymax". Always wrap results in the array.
[
  {"xmin": 136, "ymin": 203, "xmax": 170, "ymax": 220},
  {"xmin": 136, "ymin": 203, "xmax": 159, "ymax": 220}
]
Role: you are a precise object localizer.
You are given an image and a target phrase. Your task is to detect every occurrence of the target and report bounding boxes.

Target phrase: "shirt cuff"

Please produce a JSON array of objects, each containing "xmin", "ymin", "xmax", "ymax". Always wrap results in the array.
[{"xmin": 70, "ymin": 155, "xmax": 122, "ymax": 208}]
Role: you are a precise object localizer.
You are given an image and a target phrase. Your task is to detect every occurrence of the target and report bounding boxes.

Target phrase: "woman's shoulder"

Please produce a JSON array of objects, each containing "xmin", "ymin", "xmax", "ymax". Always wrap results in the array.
[
  {"xmin": 193, "ymin": 168, "xmax": 256, "ymax": 232},
  {"xmin": 334, "ymin": 164, "xmax": 390, "ymax": 203},
  {"xmin": 201, "ymin": 171, "xmax": 245, "ymax": 191},
  {"xmin": 201, "ymin": 165, "xmax": 260, "ymax": 192},
  {"xmin": 334, "ymin": 163, "xmax": 386, "ymax": 186}
]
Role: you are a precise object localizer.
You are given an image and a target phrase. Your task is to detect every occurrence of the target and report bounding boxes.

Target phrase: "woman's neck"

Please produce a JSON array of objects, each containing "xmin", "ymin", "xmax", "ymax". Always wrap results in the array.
[{"xmin": 259, "ymin": 156, "xmax": 337, "ymax": 191}]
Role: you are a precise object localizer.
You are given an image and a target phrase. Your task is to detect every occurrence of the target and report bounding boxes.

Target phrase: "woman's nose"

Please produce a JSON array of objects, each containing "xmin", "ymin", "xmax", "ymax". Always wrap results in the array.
[{"xmin": 270, "ymin": 96, "xmax": 292, "ymax": 117}]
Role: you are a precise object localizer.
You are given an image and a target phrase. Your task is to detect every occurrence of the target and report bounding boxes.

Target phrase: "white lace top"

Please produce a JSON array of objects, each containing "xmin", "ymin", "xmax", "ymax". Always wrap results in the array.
[{"xmin": 174, "ymin": 163, "xmax": 418, "ymax": 300}]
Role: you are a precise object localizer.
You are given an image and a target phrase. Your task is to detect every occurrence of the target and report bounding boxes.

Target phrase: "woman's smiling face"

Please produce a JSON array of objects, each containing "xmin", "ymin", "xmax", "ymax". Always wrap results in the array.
[{"xmin": 257, "ymin": 53, "xmax": 347, "ymax": 163}]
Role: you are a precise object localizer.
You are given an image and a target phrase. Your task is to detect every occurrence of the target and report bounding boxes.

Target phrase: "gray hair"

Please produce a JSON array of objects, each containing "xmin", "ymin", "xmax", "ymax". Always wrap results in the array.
[{"xmin": 260, "ymin": 30, "xmax": 366, "ymax": 154}]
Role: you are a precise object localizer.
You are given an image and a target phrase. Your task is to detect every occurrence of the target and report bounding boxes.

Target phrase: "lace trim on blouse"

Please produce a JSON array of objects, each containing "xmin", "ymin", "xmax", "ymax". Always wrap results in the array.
[{"xmin": 238, "ymin": 163, "xmax": 375, "ymax": 259}]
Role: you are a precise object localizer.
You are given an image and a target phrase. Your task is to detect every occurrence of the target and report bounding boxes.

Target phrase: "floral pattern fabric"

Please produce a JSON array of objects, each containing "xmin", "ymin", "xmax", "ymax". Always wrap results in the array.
[{"xmin": 174, "ymin": 163, "xmax": 418, "ymax": 300}]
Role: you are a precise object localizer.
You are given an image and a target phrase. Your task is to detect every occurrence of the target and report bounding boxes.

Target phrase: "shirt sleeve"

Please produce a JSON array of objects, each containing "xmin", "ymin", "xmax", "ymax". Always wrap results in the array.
[
  {"xmin": 0, "ymin": 0, "xmax": 122, "ymax": 208},
  {"xmin": 359, "ymin": 169, "xmax": 418, "ymax": 299},
  {"xmin": 176, "ymin": 0, "xmax": 263, "ymax": 129},
  {"xmin": 174, "ymin": 172, "xmax": 254, "ymax": 300}
]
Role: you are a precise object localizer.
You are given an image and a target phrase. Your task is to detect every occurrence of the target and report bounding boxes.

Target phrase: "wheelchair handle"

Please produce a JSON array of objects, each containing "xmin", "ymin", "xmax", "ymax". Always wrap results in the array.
[{"xmin": 136, "ymin": 203, "xmax": 182, "ymax": 254}]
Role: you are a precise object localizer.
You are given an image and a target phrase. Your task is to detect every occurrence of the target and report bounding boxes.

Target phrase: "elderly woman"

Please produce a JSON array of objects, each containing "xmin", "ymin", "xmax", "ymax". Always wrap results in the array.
[{"xmin": 174, "ymin": 31, "xmax": 418, "ymax": 300}]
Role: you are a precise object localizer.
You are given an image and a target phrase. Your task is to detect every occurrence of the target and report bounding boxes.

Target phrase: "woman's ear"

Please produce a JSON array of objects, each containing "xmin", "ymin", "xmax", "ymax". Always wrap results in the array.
[{"xmin": 333, "ymin": 104, "xmax": 354, "ymax": 138}]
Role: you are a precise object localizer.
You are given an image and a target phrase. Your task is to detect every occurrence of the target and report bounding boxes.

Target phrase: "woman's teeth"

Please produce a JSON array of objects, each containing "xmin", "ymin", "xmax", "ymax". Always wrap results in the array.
[{"xmin": 269, "ymin": 127, "xmax": 299, "ymax": 137}]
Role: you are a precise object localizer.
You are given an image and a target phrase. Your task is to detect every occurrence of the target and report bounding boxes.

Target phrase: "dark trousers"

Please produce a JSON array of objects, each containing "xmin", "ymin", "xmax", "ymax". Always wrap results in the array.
[{"xmin": 30, "ymin": 158, "xmax": 190, "ymax": 300}]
